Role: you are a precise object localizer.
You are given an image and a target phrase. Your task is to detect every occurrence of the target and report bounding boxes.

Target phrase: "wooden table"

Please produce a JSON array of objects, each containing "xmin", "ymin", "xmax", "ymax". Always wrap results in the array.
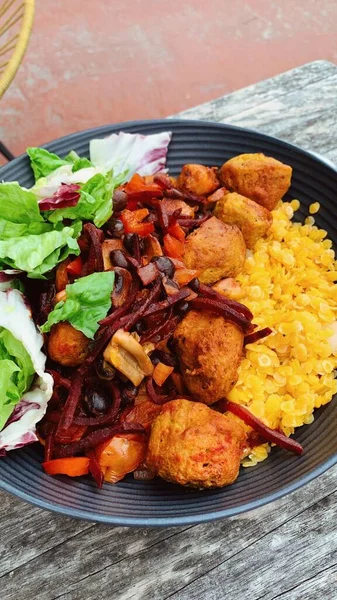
[{"xmin": 2, "ymin": 60, "xmax": 337, "ymax": 600}]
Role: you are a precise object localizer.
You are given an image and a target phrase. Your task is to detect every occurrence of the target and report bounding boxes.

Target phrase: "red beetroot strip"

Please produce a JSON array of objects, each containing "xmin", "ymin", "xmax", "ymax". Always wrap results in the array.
[
  {"xmin": 141, "ymin": 309, "xmax": 180, "ymax": 344},
  {"xmin": 142, "ymin": 288, "xmax": 190, "ymax": 317},
  {"xmin": 145, "ymin": 377, "xmax": 177, "ymax": 405},
  {"xmin": 244, "ymin": 327, "xmax": 273, "ymax": 345},
  {"xmin": 223, "ymin": 400, "xmax": 304, "ymax": 455},
  {"xmin": 55, "ymin": 423, "xmax": 146, "ymax": 457},
  {"xmin": 44, "ymin": 425, "xmax": 56, "ymax": 462},
  {"xmin": 99, "ymin": 279, "xmax": 139, "ymax": 326},
  {"xmin": 190, "ymin": 297, "xmax": 253, "ymax": 334},
  {"xmin": 198, "ymin": 283, "xmax": 253, "ymax": 320},
  {"xmin": 82, "ymin": 223, "xmax": 104, "ymax": 275},
  {"xmin": 72, "ymin": 384, "xmax": 121, "ymax": 426},
  {"xmin": 56, "ymin": 372, "xmax": 83, "ymax": 433}
]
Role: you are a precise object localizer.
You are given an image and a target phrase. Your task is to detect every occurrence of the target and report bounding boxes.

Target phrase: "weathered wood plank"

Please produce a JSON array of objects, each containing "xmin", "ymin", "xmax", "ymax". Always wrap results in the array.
[
  {"xmin": 176, "ymin": 60, "xmax": 336, "ymax": 123},
  {"xmin": 275, "ymin": 564, "xmax": 337, "ymax": 600},
  {"xmin": 1, "ymin": 61, "xmax": 337, "ymax": 600},
  {"xmin": 172, "ymin": 487, "xmax": 337, "ymax": 600},
  {"xmin": 0, "ymin": 490, "xmax": 94, "ymax": 577},
  {"xmin": 3, "ymin": 466, "xmax": 335, "ymax": 600}
]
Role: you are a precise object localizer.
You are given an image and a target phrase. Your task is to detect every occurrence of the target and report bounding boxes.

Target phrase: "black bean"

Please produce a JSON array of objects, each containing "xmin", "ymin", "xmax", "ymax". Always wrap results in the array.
[
  {"xmin": 110, "ymin": 249, "xmax": 129, "ymax": 269},
  {"xmin": 123, "ymin": 233, "xmax": 135, "ymax": 254},
  {"xmin": 95, "ymin": 357, "xmax": 116, "ymax": 380},
  {"xmin": 176, "ymin": 301, "xmax": 190, "ymax": 317},
  {"xmin": 113, "ymin": 189, "xmax": 127, "ymax": 212},
  {"xmin": 122, "ymin": 383, "xmax": 138, "ymax": 404},
  {"xmin": 83, "ymin": 387, "xmax": 111, "ymax": 416},
  {"xmin": 151, "ymin": 256, "xmax": 175, "ymax": 278},
  {"xmin": 189, "ymin": 277, "xmax": 200, "ymax": 292},
  {"xmin": 108, "ymin": 218, "xmax": 124, "ymax": 238}
]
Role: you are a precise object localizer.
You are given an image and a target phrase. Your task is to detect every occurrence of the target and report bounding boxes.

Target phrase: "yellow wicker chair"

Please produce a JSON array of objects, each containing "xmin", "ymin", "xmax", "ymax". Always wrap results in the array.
[{"xmin": 0, "ymin": 0, "xmax": 35, "ymax": 160}]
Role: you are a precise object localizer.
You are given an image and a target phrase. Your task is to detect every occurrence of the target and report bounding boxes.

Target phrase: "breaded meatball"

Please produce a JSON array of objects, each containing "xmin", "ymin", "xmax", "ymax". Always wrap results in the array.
[
  {"xmin": 173, "ymin": 310, "xmax": 244, "ymax": 405},
  {"xmin": 146, "ymin": 399, "xmax": 247, "ymax": 488},
  {"xmin": 48, "ymin": 321, "xmax": 91, "ymax": 367},
  {"xmin": 177, "ymin": 164, "xmax": 220, "ymax": 196},
  {"xmin": 214, "ymin": 191, "xmax": 272, "ymax": 248},
  {"xmin": 219, "ymin": 153, "xmax": 292, "ymax": 211},
  {"xmin": 183, "ymin": 216, "xmax": 246, "ymax": 284}
]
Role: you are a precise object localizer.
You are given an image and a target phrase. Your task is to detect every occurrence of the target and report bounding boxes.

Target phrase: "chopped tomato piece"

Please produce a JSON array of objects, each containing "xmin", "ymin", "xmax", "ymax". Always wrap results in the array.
[
  {"xmin": 96, "ymin": 434, "xmax": 147, "ymax": 484},
  {"xmin": 66, "ymin": 256, "xmax": 83, "ymax": 277},
  {"xmin": 120, "ymin": 209, "xmax": 154, "ymax": 237},
  {"xmin": 167, "ymin": 222, "xmax": 186, "ymax": 242},
  {"xmin": 163, "ymin": 233, "xmax": 185, "ymax": 259},
  {"xmin": 43, "ymin": 457, "xmax": 90, "ymax": 477}
]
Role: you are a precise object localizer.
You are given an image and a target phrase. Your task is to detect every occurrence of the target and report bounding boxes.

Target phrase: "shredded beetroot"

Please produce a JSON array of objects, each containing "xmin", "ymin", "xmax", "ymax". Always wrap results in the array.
[
  {"xmin": 156, "ymin": 202, "xmax": 170, "ymax": 232},
  {"xmin": 198, "ymin": 283, "xmax": 253, "ymax": 320},
  {"xmin": 244, "ymin": 327, "xmax": 273, "ymax": 345},
  {"xmin": 82, "ymin": 223, "xmax": 104, "ymax": 275},
  {"xmin": 222, "ymin": 400, "xmax": 304, "ymax": 455},
  {"xmin": 44, "ymin": 426, "xmax": 56, "ymax": 462},
  {"xmin": 145, "ymin": 377, "xmax": 177, "ymax": 405},
  {"xmin": 176, "ymin": 214, "xmax": 211, "ymax": 229},
  {"xmin": 123, "ymin": 278, "xmax": 161, "ymax": 332},
  {"xmin": 47, "ymin": 370, "xmax": 71, "ymax": 390},
  {"xmin": 189, "ymin": 297, "xmax": 253, "ymax": 333},
  {"xmin": 56, "ymin": 372, "xmax": 83, "ymax": 433},
  {"xmin": 142, "ymin": 288, "xmax": 190, "ymax": 317},
  {"xmin": 153, "ymin": 173, "xmax": 172, "ymax": 190},
  {"xmin": 137, "ymin": 262, "xmax": 159, "ymax": 285},
  {"xmin": 99, "ymin": 279, "xmax": 139, "ymax": 326},
  {"xmin": 73, "ymin": 383, "xmax": 121, "ymax": 427},
  {"xmin": 89, "ymin": 456, "xmax": 104, "ymax": 488},
  {"xmin": 141, "ymin": 309, "xmax": 179, "ymax": 344},
  {"xmin": 39, "ymin": 183, "xmax": 81, "ymax": 211},
  {"xmin": 55, "ymin": 423, "xmax": 146, "ymax": 457}
]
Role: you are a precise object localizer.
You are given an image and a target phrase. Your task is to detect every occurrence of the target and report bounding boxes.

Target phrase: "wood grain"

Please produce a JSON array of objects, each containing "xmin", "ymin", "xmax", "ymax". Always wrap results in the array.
[{"xmin": 1, "ymin": 59, "xmax": 337, "ymax": 600}]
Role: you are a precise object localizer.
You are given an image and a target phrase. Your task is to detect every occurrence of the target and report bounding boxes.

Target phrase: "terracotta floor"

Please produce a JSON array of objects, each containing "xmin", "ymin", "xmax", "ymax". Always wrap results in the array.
[{"xmin": 1, "ymin": 0, "xmax": 336, "ymax": 161}]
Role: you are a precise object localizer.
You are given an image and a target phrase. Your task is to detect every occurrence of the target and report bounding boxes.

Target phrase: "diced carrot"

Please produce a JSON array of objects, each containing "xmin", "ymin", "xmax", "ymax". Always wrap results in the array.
[{"xmin": 153, "ymin": 362, "xmax": 174, "ymax": 386}]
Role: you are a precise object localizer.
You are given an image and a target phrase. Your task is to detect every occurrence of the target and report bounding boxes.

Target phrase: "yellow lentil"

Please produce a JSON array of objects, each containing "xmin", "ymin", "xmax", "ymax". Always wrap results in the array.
[{"xmin": 227, "ymin": 201, "xmax": 337, "ymax": 465}]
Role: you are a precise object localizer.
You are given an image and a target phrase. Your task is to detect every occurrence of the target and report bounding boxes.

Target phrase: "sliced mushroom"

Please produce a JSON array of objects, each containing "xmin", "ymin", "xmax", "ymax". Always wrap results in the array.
[
  {"xmin": 112, "ymin": 267, "xmax": 132, "ymax": 308},
  {"xmin": 103, "ymin": 329, "xmax": 154, "ymax": 386},
  {"xmin": 102, "ymin": 239, "xmax": 124, "ymax": 270}
]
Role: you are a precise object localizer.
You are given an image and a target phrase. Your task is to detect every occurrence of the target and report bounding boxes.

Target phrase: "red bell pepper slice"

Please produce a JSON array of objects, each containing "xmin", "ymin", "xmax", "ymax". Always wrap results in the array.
[
  {"xmin": 43, "ymin": 457, "xmax": 90, "ymax": 477},
  {"xmin": 120, "ymin": 209, "xmax": 154, "ymax": 237},
  {"xmin": 66, "ymin": 256, "xmax": 83, "ymax": 277},
  {"xmin": 163, "ymin": 233, "xmax": 185, "ymax": 259},
  {"xmin": 167, "ymin": 222, "xmax": 186, "ymax": 242}
]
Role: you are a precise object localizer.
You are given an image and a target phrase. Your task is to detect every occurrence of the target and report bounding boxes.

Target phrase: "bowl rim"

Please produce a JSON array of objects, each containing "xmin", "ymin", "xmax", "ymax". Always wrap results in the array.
[{"xmin": 1, "ymin": 118, "xmax": 337, "ymax": 527}]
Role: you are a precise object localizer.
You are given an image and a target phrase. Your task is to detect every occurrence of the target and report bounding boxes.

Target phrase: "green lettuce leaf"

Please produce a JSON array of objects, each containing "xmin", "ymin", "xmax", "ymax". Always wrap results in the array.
[
  {"xmin": 64, "ymin": 151, "xmax": 93, "ymax": 172},
  {"xmin": 0, "ymin": 328, "xmax": 35, "ymax": 431},
  {"xmin": 0, "ymin": 221, "xmax": 82, "ymax": 278},
  {"xmin": 27, "ymin": 147, "xmax": 69, "ymax": 181},
  {"xmin": 44, "ymin": 172, "xmax": 115, "ymax": 228},
  {"xmin": 40, "ymin": 271, "xmax": 115, "ymax": 339},
  {"xmin": 0, "ymin": 183, "xmax": 44, "ymax": 224}
]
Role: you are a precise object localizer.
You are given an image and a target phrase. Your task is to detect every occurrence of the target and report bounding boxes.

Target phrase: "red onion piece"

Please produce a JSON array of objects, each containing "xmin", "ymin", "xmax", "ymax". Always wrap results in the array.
[
  {"xmin": 44, "ymin": 426, "xmax": 56, "ymax": 462},
  {"xmin": 137, "ymin": 262, "xmax": 159, "ymax": 286},
  {"xmin": 222, "ymin": 400, "xmax": 304, "ymax": 455},
  {"xmin": 145, "ymin": 377, "xmax": 176, "ymax": 405}
]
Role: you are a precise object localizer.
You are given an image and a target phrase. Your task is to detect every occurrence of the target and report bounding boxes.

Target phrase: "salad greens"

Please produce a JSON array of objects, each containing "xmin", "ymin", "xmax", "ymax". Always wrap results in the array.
[
  {"xmin": 40, "ymin": 271, "xmax": 115, "ymax": 339},
  {"xmin": 0, "ymin": 289, "xmax": 53, "ymax": 449},
  {"xmin": 0, "ymin": 328, "xmax": 35, "ymax": 431}
]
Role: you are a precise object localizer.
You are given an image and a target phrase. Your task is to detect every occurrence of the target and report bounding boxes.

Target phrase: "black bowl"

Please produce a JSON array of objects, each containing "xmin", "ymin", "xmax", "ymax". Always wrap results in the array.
[{"xmin": 1, "ymin": 119, "xmax": 337, "ymax": 526}]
